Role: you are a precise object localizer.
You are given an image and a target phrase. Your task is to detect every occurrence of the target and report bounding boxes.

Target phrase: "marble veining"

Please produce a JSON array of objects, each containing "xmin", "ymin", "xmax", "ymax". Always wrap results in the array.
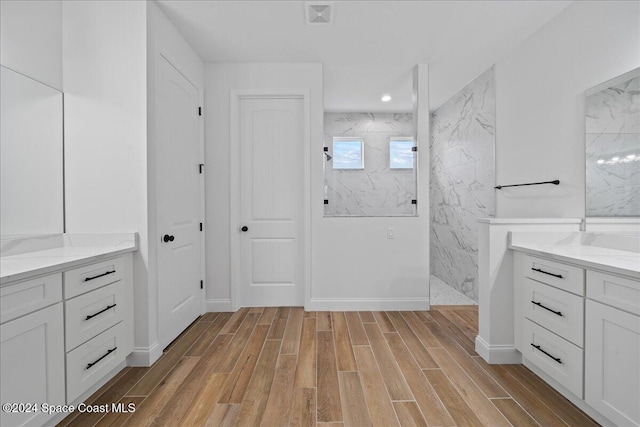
[
  {"xmin": 430, "ymin": 68, "xmax": 495, "ymax": 301},
  {"xmin": 324, "ymin": 113, "xmax": 416, "ymax": 216},
  {"xmin": 1, "ymin": 233, "xmax": 138, "ymax": 284},
  {"xmin": 1, "ymin": 233, "xmax": 63, "ymax": 256},
  {"xmin": 586, "ymin": 70, "xmax": 640, "ymax": 216}
]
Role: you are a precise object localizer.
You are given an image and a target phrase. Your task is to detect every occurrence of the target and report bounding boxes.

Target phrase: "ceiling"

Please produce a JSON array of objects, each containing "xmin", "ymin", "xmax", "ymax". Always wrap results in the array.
[{"xmin": 156, "ymin": 0, "xmax": 572, "ymax": 112}]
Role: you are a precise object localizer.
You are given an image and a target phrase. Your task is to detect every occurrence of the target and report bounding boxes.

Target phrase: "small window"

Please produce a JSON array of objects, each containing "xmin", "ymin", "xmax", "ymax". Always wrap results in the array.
[
  {"xmin": 333, "ymin": 138, "xmax": 364, "ymax": 169},
  {"xmin": 390, "ymin": 137, "xmax": 414, "ymax": 169}
]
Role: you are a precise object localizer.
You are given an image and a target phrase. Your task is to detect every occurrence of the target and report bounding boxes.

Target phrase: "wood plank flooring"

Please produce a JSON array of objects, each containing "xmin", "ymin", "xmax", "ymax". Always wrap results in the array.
[{"xmin": 58, "ymin": 307, "xmax": 599, "ymax": 427}]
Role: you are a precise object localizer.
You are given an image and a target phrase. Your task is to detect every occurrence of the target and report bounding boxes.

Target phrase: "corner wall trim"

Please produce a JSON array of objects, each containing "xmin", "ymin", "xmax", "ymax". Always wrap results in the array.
[
  {"xmin": 205, "ymin": 298, "xmax": 233, "ymax": 312},
  {"xmin": 475, "ymin": 335, "xmax": 522, "ymax": 364},
  {"xmin": 306, "ymin": 297, "xmax": 430, "ymax": 311},
  {"xmin": 127, "ymin": 341, "xmax": 163, "ymax": 367}
]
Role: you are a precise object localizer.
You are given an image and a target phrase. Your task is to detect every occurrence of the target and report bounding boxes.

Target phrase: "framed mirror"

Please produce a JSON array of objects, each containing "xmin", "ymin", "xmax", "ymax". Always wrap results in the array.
[
  {"xmin": 585, "ymin": 67, "xmax": 640, "ymax": 217},
  {"xmin": 1, "ymin": 66, "xmax": 64, "ymax": 236}
]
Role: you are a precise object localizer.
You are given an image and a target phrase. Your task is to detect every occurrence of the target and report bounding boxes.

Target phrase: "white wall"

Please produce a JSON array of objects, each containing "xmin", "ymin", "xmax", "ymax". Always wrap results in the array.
[
  {"xmin": 494, "ymin": 0, "xmax": 640, "ymax": 218},
  {"xmin": 204, "ymin": 63, "xmax": 323, "ymax": 309},
  {"xmin": 205, "ymin": 63, "xmax": 430, "ymax": 310},
  {"xmin": 0, "ymin": 0, "xmax": 62, "ymax": 90},
  {"xmin": 62, "ymin": 0, "xmax": 150, "ymax": 358}
]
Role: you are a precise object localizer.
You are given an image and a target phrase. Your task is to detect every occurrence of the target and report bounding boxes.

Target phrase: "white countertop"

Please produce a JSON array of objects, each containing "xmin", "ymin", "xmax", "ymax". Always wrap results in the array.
[
  {"xmin": 585, "ymin": 217, "xmax": 640, "ymax": 224},
  {"xmin": 0, "ymin": 233, "xmax": 138, "ymax": 285},
  {"xmin": 508, "ymin": 232, "xmax": 640, "ymax": 279},
  {"xmin": 478, "ymin": 218, "xmax": 583, "ymax": 225}
]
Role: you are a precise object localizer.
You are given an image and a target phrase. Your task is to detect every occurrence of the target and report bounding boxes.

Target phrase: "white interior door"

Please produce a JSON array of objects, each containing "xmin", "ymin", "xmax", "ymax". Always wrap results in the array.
[
  {"xmin": 157, "ymin": 56, "xmax": 202, "ymax": 348},
  {"xmin": 238, "ymin": 97, "xmax": 305, "ymax": 307}
]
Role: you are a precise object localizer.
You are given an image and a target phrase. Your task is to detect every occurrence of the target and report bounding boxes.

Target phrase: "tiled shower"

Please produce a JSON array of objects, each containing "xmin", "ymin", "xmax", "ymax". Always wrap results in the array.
[
  {"xmin": 323, "ymin": 112, "xmax": 416, "ymax": 216},
  {"xmin": 429, "ymin": 67, "xmax": 496, "ymax": 302}
]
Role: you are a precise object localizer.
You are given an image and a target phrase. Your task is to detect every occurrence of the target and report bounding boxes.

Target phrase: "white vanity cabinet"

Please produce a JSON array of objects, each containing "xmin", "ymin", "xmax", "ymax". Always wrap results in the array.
[
  {"xmin": 0, "ymin": 252, "xmax": 134, "ymax": 427},
  {"xmin": 513, "ymin": 249, "xmax": 640, "ymax": 427},
  {"xmin": 0, "ymin": 295, "xmax": 65, "ymax": 427},
  {"xmin": 514, "ymin": 253, "xmax": 585, "ymax": 398},
  {"xmin": 62, "ymin": 257, "xmax": 133, "ymax": 403},
  {"xmin": 584, "ymin": 271, "xmax": 640, "ymax": 427}
]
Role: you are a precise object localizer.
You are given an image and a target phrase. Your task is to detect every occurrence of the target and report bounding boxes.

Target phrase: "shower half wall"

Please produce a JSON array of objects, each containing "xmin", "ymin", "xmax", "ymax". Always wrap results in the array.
[{"xmin": 430, "ymin": 67, "xmax": 495, "ymax": 301}]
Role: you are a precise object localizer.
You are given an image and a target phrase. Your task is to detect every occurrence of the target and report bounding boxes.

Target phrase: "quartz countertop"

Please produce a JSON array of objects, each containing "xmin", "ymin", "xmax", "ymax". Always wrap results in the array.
[
  {"xmin": 0, "ymin": 233, "xmax": 138, "ymax": 285},
  {"xmin": 478, "ymin": 218, "xmax": 583, "ymax": 225},
  {"xmin": 508, "ymin": 232, "xmax": 640, "ymax": 280}
]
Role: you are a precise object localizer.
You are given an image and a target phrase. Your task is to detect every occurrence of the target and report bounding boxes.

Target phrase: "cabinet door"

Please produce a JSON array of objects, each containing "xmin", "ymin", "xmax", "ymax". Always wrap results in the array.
[
  {"xmin": 0, "ymin": 303, "xmax": 65, "ymax": 427},
  {"xmin": 585, "ymin": 300, "xmax": 640, "ymax": 427}
]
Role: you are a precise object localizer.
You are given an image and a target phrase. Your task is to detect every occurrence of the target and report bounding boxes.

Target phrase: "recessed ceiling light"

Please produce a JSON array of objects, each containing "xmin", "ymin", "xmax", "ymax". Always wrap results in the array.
[{"xmin": 381, "ymin": 94, "xmax": 392, "ymax": 102}]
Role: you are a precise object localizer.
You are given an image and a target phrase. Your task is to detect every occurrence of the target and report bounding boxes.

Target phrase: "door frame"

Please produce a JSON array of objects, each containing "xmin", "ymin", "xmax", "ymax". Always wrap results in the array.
[
  {"xmin": 152, "ymin": 53, "xmax": 206, "ymax": 349},
  {"xmin": 229, "ymin": 90, "xmax": 311, "ymax": 310}
]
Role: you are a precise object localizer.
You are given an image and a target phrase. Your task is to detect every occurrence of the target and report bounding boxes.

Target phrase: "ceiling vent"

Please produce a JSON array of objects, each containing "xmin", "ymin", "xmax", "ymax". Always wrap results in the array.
[{"xmin": 305, "ymin": 2, "xmax": 334, "ymax": 25}]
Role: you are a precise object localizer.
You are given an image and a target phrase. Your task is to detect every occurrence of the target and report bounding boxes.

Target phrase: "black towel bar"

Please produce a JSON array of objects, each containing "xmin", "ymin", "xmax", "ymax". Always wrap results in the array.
[{"xmin": 494, "ymin": 179, "xmax": 560, "ymax": 190}]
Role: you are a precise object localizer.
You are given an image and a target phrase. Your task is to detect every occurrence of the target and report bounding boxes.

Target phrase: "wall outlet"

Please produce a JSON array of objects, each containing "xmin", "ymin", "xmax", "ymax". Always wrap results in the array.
[{"xmin": 387, "ymin": 228, "xmax": 394, "ymax": 239}]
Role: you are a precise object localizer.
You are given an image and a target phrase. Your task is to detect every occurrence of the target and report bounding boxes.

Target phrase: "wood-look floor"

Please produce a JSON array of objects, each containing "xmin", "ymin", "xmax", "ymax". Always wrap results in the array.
[{"xmin": 58, "ymin": 306, "xmax": 599, "ymax": 427}]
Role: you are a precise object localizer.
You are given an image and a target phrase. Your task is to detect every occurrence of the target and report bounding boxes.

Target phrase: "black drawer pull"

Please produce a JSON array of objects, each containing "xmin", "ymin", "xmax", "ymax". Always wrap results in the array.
[
  {"xmin": 84, "ymin": 270, "xmax": 116, "ymax": 282},
  {"xmin": 531, "ymin": 300, "xmax": 563, "ymax": 317},
  {"xmin": 531, "ymin": 344, "xmax": 562, "ymax": 364},
  {"xmin": 85, "ymin": 304, "xmax": 117, "ymax": 320},
  {"xmin": 86, "ymin": 347, "xmax": 117, "ymax": 370},
  {"xmin": 531, "ymin": 267, "xmax": 563, "ymax": 279}
]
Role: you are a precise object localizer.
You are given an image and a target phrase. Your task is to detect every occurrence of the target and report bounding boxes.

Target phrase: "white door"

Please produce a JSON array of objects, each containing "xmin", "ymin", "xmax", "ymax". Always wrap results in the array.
[
  {"xmin": 238, "ymin": 97, "xmax": 305, "ymax": 307},
  {"xmin": 157, "ymin": 56, "xmax": 202, "ymax": 348}
]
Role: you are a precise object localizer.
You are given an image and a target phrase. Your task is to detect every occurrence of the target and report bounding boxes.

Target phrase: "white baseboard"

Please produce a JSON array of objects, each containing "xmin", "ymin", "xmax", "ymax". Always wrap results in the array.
[
  {"xmin": 205, "ymin": 298, "xmax": 233, "ymax": 312},
  {"xmin": 127, "ymin": 341, "xmax": 163, "ymax": 367},
  {"xmin": 306, "ymin": 297, "xmax": 430, "ymax": 311},
  {"xmin": 475, "ymin": 335, "xmax": 522, "ymax": 364}
]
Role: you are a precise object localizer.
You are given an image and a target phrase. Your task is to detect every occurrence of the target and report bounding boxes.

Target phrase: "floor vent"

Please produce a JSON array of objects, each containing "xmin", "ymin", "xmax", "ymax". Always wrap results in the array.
[{"xmin": 305, "ymin": 2, "xmax": 334, "ymax": 25}]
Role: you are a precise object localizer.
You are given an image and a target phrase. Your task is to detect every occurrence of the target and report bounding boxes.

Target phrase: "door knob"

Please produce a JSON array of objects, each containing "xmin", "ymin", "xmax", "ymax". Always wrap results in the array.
[
  {"xmin": 163, "ymin": 234, "xmax": 175, "ymax": 242},
  {"xmin": 241, "ymin": 226, "xmax": 248, "ymax": 232}
]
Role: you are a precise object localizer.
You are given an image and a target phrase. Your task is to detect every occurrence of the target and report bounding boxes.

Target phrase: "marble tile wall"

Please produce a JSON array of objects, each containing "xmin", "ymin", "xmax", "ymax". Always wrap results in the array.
[
  {"xmin": 430, "ymin": 67, "xmax": 496, "ymax": 301},
  {"xmin": 324, "ymin": 113, "xmax": 416, "ymax": 216},
  {"xmin": 586, "ymin": 71, "xmax": 640, "ymax": 217}
]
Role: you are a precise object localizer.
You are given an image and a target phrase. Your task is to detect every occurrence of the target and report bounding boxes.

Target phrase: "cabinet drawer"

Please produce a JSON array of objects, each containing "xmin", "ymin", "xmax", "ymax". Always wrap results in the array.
[
  {"xmin": 65, "ymin": 281, "xmax": 124, "ymax": 351},
  {"xmin": 522, "ymin": 319, "xmax": 584, "ymax": 398},
  {"xmin": 0, "ymin": 273, "xmax": 62, "ymax": 324},
  {"xmin": 66, "ymin": 322, "xmax": 125, "ymax": 403},
  {"xmin": 64, "ymin": 257, "xmax": 124, "ymax": 298},
  {"xmin": 524, "ymin": 278, "xmax": 584, "ymax": 347},
  {"xmin": 523, "ymin": 254, "xmax": 584, "ymax": 296},
  {"xmin": 587, "ymin": 270, "xmax": 640, "ymax": 316}
]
